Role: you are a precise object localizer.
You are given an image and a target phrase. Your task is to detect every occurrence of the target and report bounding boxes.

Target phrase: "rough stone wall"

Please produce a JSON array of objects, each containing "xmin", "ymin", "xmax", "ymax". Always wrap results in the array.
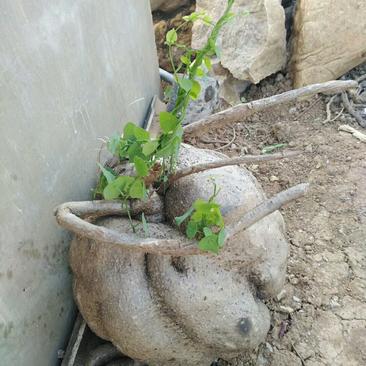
[{"xmin": 0, "ymin": 1, "xmax": 159, "ymax": 365}]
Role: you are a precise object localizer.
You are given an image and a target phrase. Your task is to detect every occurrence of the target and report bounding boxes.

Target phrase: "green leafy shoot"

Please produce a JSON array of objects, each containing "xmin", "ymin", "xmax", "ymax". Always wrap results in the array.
[
  {"xmin": 134, "ymin": 156, "xmax": 149, "ymax": 177},
  {"xmin": 175, "ymin": 206, "xmax": 195, "ymax": 226},
  {"xmin": 97, "ymin": 163, "xmax": 117, "ymax": 183},
  {"xmin": 165, "ymin": 29, "xmax": 178, "ymax": 46},
  {"xmin": 93, "ymin": 174, "xmax": 108, "ymax": 199},
  {"xmin": 164, "ymin": 0, "xmax": 235, "ymax": 123},
  {"xmin": 159, "ymin": 111, "xmax": 179, "ymax": 133},
  {"xmin": 102, "ymin": 176, "xmax": 146, "ymax": 200},
  {"xmin": 95, "ymin": 1, "xmax": 235, "ymax": 236},
  {"xmin": 175, "ymin": 183, "xmax": 226, "ymax": 254},
  {"xmin": 99, "ymin": 1, "xmax": 235, "ymax": 192},
  {"xmin": 94, "ymin": 164, "xmax": 118, "ymax": 199},
  {"xmin": 107, "ymin": 133, "xmax": 121, "ymax": 155},
  {"xmin": 261, "ymin": 143, "xmax": 287, "ymax": 154}
]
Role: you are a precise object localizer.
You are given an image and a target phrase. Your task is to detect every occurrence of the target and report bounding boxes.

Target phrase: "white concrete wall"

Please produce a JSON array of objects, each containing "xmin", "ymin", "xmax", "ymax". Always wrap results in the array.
[{"xmin": 0, "ymin": 1, "xmax": 159, "ymax": 364}]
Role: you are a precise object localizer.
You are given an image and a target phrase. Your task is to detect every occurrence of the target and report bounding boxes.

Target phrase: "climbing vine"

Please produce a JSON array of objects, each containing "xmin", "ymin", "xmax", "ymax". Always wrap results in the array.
[
  {"xmin": 95, "ymin": 0, "xmax": 235, "ymax": 253},
  {"xmin": 175, "ymin": 182, "xmax": 226, "ymax": 254}
]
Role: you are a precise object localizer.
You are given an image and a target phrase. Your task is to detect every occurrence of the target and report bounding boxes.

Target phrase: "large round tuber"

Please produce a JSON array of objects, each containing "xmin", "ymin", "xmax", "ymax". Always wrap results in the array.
[{"xmin": 69, "ymin": 144, "xmax": 288, "ymax": 365}]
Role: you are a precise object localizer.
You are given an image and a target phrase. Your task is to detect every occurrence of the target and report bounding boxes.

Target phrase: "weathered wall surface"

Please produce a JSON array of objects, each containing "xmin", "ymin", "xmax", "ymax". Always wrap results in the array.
[{"xmin": 0, "ymin": 1, "xmax": 159, "ymax": 365}]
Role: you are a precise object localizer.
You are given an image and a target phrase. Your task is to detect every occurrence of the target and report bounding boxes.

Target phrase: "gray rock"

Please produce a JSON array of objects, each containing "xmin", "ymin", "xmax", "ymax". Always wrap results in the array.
[
  {"xmin": 183, "ymin": 76, "xmax": 220, "ymax": 125},
  {"xmin": 192, "ymin": 0, "xmax": 286, "ymax": 84},
  {"xmin": 276, "ymin": 73, "xmax": 285, "ymax": 82},
  {"xmin": 211, "ymin": 61, "xmax": 251, "ymax": 106},
  {"xmin": 291, "ymin": 0, "xmax": 366, "ymax": 87}
]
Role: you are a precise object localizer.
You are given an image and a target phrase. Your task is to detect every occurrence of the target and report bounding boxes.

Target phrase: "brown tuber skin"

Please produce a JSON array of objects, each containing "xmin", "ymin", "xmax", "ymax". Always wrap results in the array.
[
  {"xmin": 55, "ymin": 81, "xmax": 357, "ymax": 366},
  {"xmin": 54, "ymin": 79, "xmax": 360, "ymax": 365},
  {"xmin": 56, "ymin": 145, "xmax": 307, "ymax": 365},
  {"xmin": 55, "ymin": 148, "xmax": 306, "ymax": 257}
]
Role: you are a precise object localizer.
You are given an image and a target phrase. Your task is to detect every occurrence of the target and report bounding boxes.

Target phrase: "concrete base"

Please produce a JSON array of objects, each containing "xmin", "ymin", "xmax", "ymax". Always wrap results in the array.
[{"xmin": 0, "ymin": 1, "xmax": 159, "ymax": 364}]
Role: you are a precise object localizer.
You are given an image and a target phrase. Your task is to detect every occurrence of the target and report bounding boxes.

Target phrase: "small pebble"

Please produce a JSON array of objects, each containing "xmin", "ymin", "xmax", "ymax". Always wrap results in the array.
[
  {"xmin": 293, "ymin": 296, "xmax": 301, "ymax": 303},
  {"xmin": 241, "ymin": 146, "xmax": 249, "ymax": 155},
  {"xmin": 276, "ymin": 289, "xmax": 287, "ymax": 302},
  {"xmin": 305, "ymin": 144, "xmax": 313, "ymax": 153},
  {"xmin": 265, "ymin": 342, "xmax": 274, "ymax": 353},
  {"xmin": 313, "ymin": 253, "xmax": 323, "ymax": 262},
  {"xmin": 276, "ymin": 73, "xmax": 285, "ymax": 82},
  {"xmin": 329, "ymin": 296, "xmax": 341, "ymax": 309},
  {"xmin": 57, "ymin": 349, "xmax": 65, "ymax": 359},
  {"xmin": 270, "ymin": 175, "xmax": 279, "ymax": 182},
  {"xmin": 289, "ymin": 107, "xmax": 297, "ymax": 115},
  {"xmin": 279, "ymin": 305, "xmax": 295, "ymax": 314}
]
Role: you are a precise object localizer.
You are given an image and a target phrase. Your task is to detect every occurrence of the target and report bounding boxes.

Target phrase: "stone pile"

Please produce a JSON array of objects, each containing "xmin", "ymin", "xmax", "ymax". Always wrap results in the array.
[{"xmin": 151, "ymin": 0, "xmax": 366, "ymax": 103}]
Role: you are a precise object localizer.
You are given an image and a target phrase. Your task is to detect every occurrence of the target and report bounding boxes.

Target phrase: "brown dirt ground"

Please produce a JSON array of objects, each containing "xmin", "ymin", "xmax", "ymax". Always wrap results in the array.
[
  {"xmin": 152, "ymin": 6, "xmax": 366, "ymax": 360},
  {"xmin": 187, "ymin": 71, "xmax": 366, "ymax": 366}
]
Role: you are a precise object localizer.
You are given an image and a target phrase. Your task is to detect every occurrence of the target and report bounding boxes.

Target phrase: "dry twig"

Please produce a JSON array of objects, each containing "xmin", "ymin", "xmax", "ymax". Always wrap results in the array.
[
  {"xmin": 341, "ymin": 92, "xmax": 366, "ymax": 128},
  {"xmin": 330, "ymin": 108, "xmax": 345, "ymax": 123},
  {"xmin": 183, "ymin": 80, "xmax": 358, "ymax": 137},
  {"xmin": 227, "ymin": 183, "xmax": 309, "ymax": 238},
  {"xmin": 356, "ymin": 74, "xmax": 366, "ymax": 83},
  {"xmin": 97, "ymin": 138, "xmax": 108, "ymax": 166},
  {"xmin": 54, "ymin": 193, "xmax": 199, "ymax": 256},
  {"xmin": 297, "ymin": 96, "xmax": 322, "ymax": 119},
  {"xmin": 199, "ymin": 128, "xmax": 237, "ymax": 149},
  {"xmin": 54, "ymin": 183, "xmax": 309, "ymax": 257},
  {"xmin": 200, "ymin": 137, "xmax": 231, "ymax": 144},
  {"xmin": 213, "ymin": 127, "xmax": 236, "ymax": 151},
  {"xmin": 338, "ymin": 125, "xmax": 366, "ymax": 143},
  {"xmin": 323, "ymin": 96, "xmax": 344, "ymax": 124},
  {"xmin": 169, "ymin": 150, "xmax": 301, "ymax": 185},
  {"xmin": 323, "ymin": 95, "xmax": 336, "ymax": 123},
  {"xmin": 291, "ymin": 343, "xmax": 306, "ymax": 366}
]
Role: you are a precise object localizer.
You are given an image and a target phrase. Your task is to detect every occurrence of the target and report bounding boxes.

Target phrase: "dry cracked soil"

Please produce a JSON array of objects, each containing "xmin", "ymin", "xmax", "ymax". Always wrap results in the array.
[
  {"xmin": 74, "ymin": 66, "xmax": 366, "ymax": 366},
  {"xmin": 189, "ymin": 68, "xmax": 366, "ymax": 366},
  {"xmin": 153, "ymin": 1, "xmax": 366, "ymax": 362}
]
